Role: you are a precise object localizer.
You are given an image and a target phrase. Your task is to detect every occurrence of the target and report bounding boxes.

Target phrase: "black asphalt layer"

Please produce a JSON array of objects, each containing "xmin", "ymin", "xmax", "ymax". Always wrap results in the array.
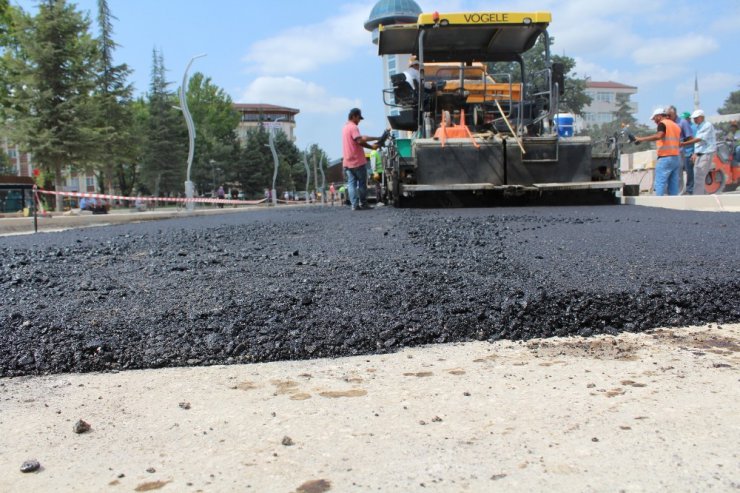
[{"xmin": 1, "ymin": 205, "xmax": 739, "ymax": 377}]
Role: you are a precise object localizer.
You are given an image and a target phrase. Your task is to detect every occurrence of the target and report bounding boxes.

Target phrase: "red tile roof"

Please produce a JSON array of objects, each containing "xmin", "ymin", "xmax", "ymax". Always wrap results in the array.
[
  {"xmin": 586, "ymin": 81, "xmax": 637, "ymax": 90},
  {"xmin": 233, "ymin": 103, "xmax": 300, "ymax": 114}
]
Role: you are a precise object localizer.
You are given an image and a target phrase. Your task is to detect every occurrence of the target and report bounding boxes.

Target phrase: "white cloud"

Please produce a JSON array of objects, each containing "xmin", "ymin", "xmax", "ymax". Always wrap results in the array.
[
  {"xmin": 630, "ymin": 64, "xmax": 689, "ymax": 88},
  {"xmin": 243, "ymin": 4, "xmax": 371, "ymax": 75},
  {"xmin": 240, "ymin": 76, "xmax": 360, "ymax": 114},
  {"xmin": 632, "ymin": 34, "xmax": 718, "ymax": 65},
  {"xmin": 675, "ymin": 72, "xmax": 740, "ymax": 97},
  {"xmin": 573, "ymin": 58, "xmax": 621, "ymax": 82},
  {"xmin": 711, "ymin": 11, "xmax": 740, "ymax": 32}
]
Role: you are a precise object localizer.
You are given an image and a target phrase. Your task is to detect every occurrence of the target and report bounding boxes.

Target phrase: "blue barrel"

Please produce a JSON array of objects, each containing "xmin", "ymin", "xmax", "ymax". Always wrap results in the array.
[{"xmin": 554, "ymin": 113, "xmax": 574, "ymax": 137}]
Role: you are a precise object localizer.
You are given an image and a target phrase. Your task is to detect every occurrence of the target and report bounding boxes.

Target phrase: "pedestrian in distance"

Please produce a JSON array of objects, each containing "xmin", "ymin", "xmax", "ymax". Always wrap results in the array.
[
  {"xmin": 632, "ymin": 107, "xmax": 682, "ymax": 196},
  {"xmin": 329, "ymin": 182, "xmax": 336, "ymax": 206},
  {"xmin": 680, "ymin": 109, "xmax": 717, "ymax": 196},
  {"xmin": 342, "ymin": 108, "xmax": 383, "ymax": 211},
  {"xmin": 217, "ymin": 185, "xmax": 225, "ymax": 208}
]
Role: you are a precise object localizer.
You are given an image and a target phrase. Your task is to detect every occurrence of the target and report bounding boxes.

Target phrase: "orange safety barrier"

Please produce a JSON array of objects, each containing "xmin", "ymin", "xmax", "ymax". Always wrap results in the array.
[{"xmin": 433, "ymin": 109, "xmax": 480, "ymax": 149}]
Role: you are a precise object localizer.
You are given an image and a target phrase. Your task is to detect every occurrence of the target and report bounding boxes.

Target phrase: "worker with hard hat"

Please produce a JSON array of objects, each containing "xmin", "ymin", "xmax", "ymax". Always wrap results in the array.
[
  {"xmin": 680, "ymin": 109, "xmax": 717, "ymax": 195},
  {"xmin": 633, "ymin": 107, "xmax": 682, "ymax": 196}
]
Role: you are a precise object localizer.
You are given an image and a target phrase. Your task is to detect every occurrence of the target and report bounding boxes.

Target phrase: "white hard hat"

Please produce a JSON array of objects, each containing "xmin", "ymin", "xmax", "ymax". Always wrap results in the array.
[
  {"xmin": 650, "ymin": 107, "xmax": 666, "ymax": 119},
  {"xmin": 691, "ymin": 109, "xmax": 705, "ymax": 119}
]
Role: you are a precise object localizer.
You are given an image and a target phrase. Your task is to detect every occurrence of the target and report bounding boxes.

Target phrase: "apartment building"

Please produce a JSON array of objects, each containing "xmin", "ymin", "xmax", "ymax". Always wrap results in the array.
[
  {"xmin": 234, "ymin": 103, "xmax": 299, "ymax": 144},
  {"xmin": 579, "ymin": 81, "xmax": 638, "ymax": 129}
]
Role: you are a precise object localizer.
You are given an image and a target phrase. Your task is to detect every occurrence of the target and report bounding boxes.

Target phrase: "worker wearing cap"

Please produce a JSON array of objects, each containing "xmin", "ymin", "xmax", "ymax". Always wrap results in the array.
[
  {"xmin": 403, "ymin": 56, "xmax": 421, "ymax": 92},
  {"xmin": 342, "ymin": 107, "xmax": 382, "ymax": 211},
  {"xmin": 680, "ymin": 109, "xmax": 717, "ymax": 195},
  {"xmin": 634, "ymin": 107, "xmax": 682, "ymax": 196}
]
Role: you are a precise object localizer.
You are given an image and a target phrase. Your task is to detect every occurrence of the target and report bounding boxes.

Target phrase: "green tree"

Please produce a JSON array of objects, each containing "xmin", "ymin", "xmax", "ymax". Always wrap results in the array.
[
  {"xmin": 235, "ymin": 126, "xmax": 271, "ymax": 197},
  {"xmin": 0, "ymin": 150, "xmax": 13, "ymax": 174},
  {"xmin": 233, "ymin": 126, "xmax": 301, "ymax": 198},
  {"xmin": 93, "ymin": 0, "xmax": 136, "ymax": 196},
  {"xmin": 488, "ymin": 36, "xmax": 592, "ymax": 116},
  {"xmin": 304, "ymin": 144, "xmax": 329, "ymax": 193},
  {"xmin": 185, "ymin": 72, "xmax": 240, "ymax": 194},
  {"xmin": 140, "ymin": 48, "xmax": 186, "ymax": 196},
  {"xmin": 5, "ymin": 0, "xmax": 100, "ymax": 211},
  {"xmin": 718, "ymin": 88, "xmax": 740, "ymax": 115},
  {"xmin": 583, "ymin": 93, "xmax": 650, "ymax": 154}
]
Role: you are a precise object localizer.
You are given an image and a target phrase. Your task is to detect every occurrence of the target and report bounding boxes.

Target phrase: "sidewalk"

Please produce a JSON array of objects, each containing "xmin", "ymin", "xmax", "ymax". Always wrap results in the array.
[
  {"xmin": 622, "ymin": 192, "xmax": 740, "ymax": 212},
  {"xmin": 0, "ymin": 324, "xmax": 737, "ymax": 492},
  {"xmin": 0, "ymin": 205, "xmax": 274, "ymax": 236}
]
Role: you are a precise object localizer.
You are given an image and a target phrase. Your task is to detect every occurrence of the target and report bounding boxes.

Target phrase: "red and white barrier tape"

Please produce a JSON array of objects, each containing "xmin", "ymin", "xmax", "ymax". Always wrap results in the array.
[{"xmin": 34, "ymin": 188, "xmax": 266, "ymax": 206}]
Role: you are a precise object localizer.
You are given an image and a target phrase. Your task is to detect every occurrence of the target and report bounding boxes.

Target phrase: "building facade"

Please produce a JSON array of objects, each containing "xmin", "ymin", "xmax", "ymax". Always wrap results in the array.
[
  {"xmin": 2, "ymin": 137, "xmax": 33, "ymax": 177},
  {"xmin": 2, "ymin": 136, "xmax": 98, "ymax": 193},
  {"xmin": 364, "ymin": 0, "xmax": 422, "ymax": 125},
  {"xmin": 233, "ymin": 103, "xmax": 299, "ymax": 143},
  {"xmin": 579, "ymin": 81, "xmax": 638, "ymax": 129}
]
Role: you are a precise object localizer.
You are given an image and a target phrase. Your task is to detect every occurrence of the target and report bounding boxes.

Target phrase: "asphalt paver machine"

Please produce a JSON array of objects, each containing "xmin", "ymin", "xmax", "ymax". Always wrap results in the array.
[{"xmin": 377, "ymin": 11, "xmax": 624, "ymax": 206}]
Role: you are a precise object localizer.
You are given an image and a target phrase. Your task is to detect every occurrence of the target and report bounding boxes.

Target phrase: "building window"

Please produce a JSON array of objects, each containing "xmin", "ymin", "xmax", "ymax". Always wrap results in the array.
[
  {"xmin": 596, "ymin": 92, "xmax": 613, "ymax": 103},
  {"xmin": 85, "ymin": 176, "xmax": 95, "ymax": 188},
  {"xmin": 7, "ymin": 149, "xmax": 17, "ymax": 158}
]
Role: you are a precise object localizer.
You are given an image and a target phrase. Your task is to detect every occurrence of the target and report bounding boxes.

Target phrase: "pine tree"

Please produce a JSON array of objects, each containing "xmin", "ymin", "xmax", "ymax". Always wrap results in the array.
[
  {"xmin": 6, "ymin": 0, "xmax": 100, "ymax": 211},
  {"xmin": 235, "ymin": 127, "xmax": 271, "ymax": 197},
  {"xmin": 93, "ymin": 0, "xmax": 136, "ymax": 196},
  {"xmin": 140, "ymin": 48, "xmax": 186, "ymax": 196}
]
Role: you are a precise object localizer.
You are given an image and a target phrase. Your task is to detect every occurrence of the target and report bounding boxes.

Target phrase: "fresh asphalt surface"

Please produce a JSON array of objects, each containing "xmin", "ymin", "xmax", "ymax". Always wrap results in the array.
[{"xmin": 1, "ymin": 205, "xmax": 739, "ymax": 377}]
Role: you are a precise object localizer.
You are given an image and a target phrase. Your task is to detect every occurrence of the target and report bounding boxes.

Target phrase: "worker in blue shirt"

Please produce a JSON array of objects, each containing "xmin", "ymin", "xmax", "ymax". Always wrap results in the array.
[
  {"xmin": 668, "ymin": 107, "xmax": 694, "ymax": 194},
  {"xmin": 680, "ymin": 109, "xmax": 717, "ymax": 195}
]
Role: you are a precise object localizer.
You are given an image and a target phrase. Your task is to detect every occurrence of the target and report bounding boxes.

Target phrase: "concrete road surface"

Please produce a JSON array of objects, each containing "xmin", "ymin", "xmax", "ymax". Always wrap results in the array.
[{"xmin": 1, "ymin": 324, "xmax": 738, "ymax": 492}]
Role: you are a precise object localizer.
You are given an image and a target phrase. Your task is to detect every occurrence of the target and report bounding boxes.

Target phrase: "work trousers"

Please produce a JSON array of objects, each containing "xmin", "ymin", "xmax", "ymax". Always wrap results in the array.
[
  {"xmin": 682, "ymin": 153, "xmax": 694, "ymax": 194},
  {"xmin": 692, "ymin": 153, "xmax": 714, "ymax": 196},
  {"xmin": 653, "ymin": 155, "xmax": 681, "ymax": 196},
  {"xmin": 345, "ymin": 166, "xmax": 367, "ymax": 208}
]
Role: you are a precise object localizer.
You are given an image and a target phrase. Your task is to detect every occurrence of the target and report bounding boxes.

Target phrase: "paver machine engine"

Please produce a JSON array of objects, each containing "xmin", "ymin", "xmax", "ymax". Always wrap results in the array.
[{"xmin": 376, "ymin": 11, "xmax": 625, "ymax": 207}]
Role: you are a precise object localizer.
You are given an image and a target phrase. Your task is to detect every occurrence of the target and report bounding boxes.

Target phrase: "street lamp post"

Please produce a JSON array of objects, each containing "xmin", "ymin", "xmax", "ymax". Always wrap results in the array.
[
  {"xmin": 319, "ymin": 155, "xmax": 327, "ymax": 204},
  {"xmin": 303, "ymin": 147, "xmax": 311, "ymax": 203},
  {"xmin": 266, "ymin": 117, "xmax": 286, "ymax": 206},
  {"xmin": 179, "ymin": 53, "xmax": 206, "ymax": 212}
]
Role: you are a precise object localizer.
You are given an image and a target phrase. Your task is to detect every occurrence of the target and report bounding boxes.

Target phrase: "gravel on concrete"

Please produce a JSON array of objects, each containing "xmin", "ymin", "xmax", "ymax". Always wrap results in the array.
[{"xmin": 1, "ymin": 205, "xmax": 738, "ymax": 377}]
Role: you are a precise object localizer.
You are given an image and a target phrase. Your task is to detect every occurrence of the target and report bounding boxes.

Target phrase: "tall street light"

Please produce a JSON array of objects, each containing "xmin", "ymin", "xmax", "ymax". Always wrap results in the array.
[
  {"xmin": 179, "ymin": 53, "xmax": 206, "ymax": 212},
  {"xmin": 303, "ymin": 147, "xmax": 311, "ymax": 203},
  {"xmin": 267, "ymin": 117, "xmax": 285, "ymax": 206}
]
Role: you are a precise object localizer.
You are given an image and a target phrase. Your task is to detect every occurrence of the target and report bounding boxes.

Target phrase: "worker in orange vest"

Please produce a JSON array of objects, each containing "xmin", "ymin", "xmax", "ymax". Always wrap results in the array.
[{"xmin": 632, "ymin": 107, "xmax": 682, "ymax": 196}]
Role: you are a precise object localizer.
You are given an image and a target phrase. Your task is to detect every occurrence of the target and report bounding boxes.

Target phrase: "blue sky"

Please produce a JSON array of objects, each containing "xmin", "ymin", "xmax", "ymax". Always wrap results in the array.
[{"xmin": 14, "ymin": 0, "xmax": 740, "ymax": 160}]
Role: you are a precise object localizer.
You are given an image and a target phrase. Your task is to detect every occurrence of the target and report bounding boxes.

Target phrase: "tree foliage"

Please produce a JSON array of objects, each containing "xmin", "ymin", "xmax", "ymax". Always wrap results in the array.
[
  {"xmin": 718, "ymin": 88, "xmax": 740, "ymax": 115},
  {"xmin": 488, "ymin": 36, "xmax": 592, "ymax": 116},
  {"xmin": 5, "ymin": 0, "xmax": 100, "ymax": 211},
  {"xmin": 233, "ymin": 126, "xmax": 304, "ymax": 198},
  {"xmin": 139, "ymin": 48, "xmax": 187, "ymax": 196},
  {"xmin": 582, "ymin": 93, "xmax": 651, "ymax": 154},
  {"xmin": 185, "ymin": 72, "xmax": 240, "ymax": 194},
  {"xmin": 93, "ymin": 0, "xmax": 136, "ymax": 195},
  {"xmin": 0, "ymin": 149, "xmax": 13, "ymax": 174}
]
